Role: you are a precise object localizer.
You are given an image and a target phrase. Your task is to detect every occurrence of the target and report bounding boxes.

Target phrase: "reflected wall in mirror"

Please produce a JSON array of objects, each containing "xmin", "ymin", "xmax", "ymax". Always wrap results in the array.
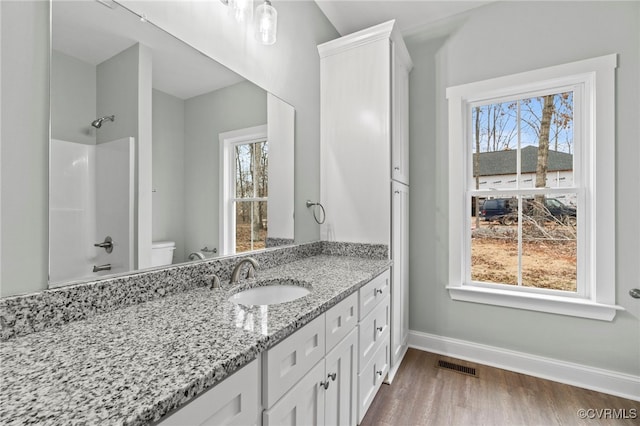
[{"xmin": 49, "ymin": 0, "xmax": 294, "ymax": 287}]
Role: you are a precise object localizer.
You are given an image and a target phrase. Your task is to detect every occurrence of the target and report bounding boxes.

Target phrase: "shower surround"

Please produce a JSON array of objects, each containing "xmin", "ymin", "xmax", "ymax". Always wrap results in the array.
[{"xmin": 49, "ymin": 137, "xmax": 135, "ymax": 285}]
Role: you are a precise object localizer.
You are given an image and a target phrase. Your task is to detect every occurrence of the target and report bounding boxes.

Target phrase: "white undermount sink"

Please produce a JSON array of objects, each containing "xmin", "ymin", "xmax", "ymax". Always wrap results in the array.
[{"xmin": 228, "ymin": 280, "xmax": 311, "ymax": 306}]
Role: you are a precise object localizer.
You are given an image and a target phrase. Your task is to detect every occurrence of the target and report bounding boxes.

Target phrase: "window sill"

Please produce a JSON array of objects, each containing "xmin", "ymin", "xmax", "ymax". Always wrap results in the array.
[{"xmin": 446, "ymin": 285, "xmax": 624, "ymax": 321}]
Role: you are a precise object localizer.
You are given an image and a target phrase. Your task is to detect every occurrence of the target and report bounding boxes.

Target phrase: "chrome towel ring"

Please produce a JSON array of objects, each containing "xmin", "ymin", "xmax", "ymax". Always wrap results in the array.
[{"xmin": 306, "ymin": 200, "xmax": 326, "ymax": 224}]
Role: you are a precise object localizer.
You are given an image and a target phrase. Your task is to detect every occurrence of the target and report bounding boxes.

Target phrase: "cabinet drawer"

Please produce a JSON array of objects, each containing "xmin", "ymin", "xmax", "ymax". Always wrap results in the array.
[
  {"xmin": 357, "ymin": 339, "xmax": 390, "ymax": 424},
  {"xmin": 263, "ymin": 314, "xmax": 326, "ymax": 408},
  {"xmin": 159, "ymin": 358, "xmax": 259, "ymax": 426},
  {"xmin": 358, "ymin": 270, "xmax": 390, "ymax": 320},
  {"xmin": 325, "ymin": 292, "xmax": 358, "ymax": 352},
  {"xmin": 358, "ymin": 295, "xmax": 390, "ymax": 371}
]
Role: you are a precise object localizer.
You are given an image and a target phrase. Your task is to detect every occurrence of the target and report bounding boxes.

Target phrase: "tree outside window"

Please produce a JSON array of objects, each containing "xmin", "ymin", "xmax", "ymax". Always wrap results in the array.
[{"xmin": 234, "ymin": 140, "xmax": 268, "ymax": 253}]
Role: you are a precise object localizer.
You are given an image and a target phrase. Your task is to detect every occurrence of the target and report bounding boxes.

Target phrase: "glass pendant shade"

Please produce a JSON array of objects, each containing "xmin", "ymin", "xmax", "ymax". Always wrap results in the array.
[
  {"xmin": 254, "ymin": 0, "xmax": 277, "ymax": 45},
  {"xmin": 228, "ymin": 0, "xmax": 253, "ymax": 24}
]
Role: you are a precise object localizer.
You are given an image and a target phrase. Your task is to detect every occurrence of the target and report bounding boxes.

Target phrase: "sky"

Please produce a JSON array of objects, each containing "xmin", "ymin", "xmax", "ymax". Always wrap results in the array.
[{"xmin": 472, "ymin": 91, "xmax": 574, "ymax": 154}]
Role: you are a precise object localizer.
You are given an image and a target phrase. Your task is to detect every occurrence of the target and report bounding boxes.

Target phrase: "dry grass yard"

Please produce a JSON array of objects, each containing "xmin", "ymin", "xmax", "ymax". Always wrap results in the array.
[{"xmin": 471, "ymin": 219, "xmax": 577, "ymax": 291}]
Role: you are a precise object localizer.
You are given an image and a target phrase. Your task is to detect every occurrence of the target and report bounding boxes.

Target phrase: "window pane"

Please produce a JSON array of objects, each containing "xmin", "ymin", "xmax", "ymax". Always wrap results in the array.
[
  {"xmin": 255, "ymin": 141, "xmax": 268, "ymax": 198},
  {"xmin": 471, "ymin": 102, "xmax": 518, "ymax": 190},
  {"xmin": 471, "ymin": 205, "xmax": 519, "ymax": 286},
  {"xmin": 521, "ymin": 193, "xmax": 577, "ymax": 291},
  {"xmin": 235, "ymin": 144, "xmax": 254, "ymax": 198},
  {"xmin": 519, "ymin": 92, "xmax": 574, "ymax": 189},
  {"xmin": 235, "ymin": 141, "xmax": 268, "ymax": 199},
  {"xmin": 235, "ymin": 201, "xmax": 267, "ymax": 253}
]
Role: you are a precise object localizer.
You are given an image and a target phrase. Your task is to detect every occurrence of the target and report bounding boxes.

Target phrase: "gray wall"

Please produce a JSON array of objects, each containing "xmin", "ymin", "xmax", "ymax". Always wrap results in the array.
[
  {"xmin": 0, "ymin": 1, "xmax": 49, "ymax": 297},
  {"xmin": 406, "ymin": 1, "xmax": 640, "ymax": 375},
  {"xmin": 184, "ymin": 81, "xmax": 267, "ymax": 256},
  {"xmin": 96, "ymin": 44, "xmax": 141, "ymax": 144},
  {"xmin": 152, "ymin": 89, "xmax": 186, "ymax": 263},
  {"xmin": 96, "ymin": 43, "xmax": 153, "ymax": 270},
  {"xmin": 51, "ymin": 51, "xmax": 96, "ymax": 145}
]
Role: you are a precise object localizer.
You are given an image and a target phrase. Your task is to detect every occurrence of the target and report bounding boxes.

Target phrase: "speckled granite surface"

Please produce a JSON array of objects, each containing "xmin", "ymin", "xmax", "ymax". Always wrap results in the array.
[
  {"xmin": 321, "ymin": 241, "xmax": 389, "ymax": 258},
  {"xmin": 0, "ymin": 254, "xmax": 391, "ymax": 426},
  {"xmin": 0, "ymin": 242, "xmax": 324, "ymax": 341},
  {"xmin": 1, "ymin": 241, "xmax": 387, "ymax": 341}
]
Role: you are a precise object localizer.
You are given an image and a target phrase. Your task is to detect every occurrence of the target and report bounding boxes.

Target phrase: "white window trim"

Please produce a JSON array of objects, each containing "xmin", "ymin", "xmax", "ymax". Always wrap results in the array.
[
  {"xmin": 219, "ymin": 125, "xmax": 268, "ymax": 256},
  {"xmin": 445, "ymin": 54, "xmax": 624, "ymax": 321}
]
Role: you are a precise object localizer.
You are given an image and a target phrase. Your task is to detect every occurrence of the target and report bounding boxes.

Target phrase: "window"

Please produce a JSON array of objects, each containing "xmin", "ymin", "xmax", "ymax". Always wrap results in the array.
[
  {"xmin": 446, "ymin": 54, "xmax": 622, "ymax": 321},
  {"xmin": 220, "ymin": 125, "xmax": 268, "ymax": 255},
  {"xmin": 470, "ymin": 90, "xmax": 578, "ymax": 293}
]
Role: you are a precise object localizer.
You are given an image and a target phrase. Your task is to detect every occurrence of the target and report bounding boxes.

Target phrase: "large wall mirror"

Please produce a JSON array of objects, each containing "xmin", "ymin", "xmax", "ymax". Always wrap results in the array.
[{"xmin": 49, "ymin": 0, "xmax": 294, "ymax": 287}]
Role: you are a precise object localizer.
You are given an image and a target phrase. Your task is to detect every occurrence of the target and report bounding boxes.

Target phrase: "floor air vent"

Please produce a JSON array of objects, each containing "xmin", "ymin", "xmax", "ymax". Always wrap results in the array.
[{"xmin": 436, "ymin": 359, "xmax": 478, "ymax": 378}]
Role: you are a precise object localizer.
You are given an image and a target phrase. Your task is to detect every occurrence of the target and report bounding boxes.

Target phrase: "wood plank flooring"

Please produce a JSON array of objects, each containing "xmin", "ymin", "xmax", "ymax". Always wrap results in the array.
[{"xmin": 360, "ymin": 349, "xmax": 639, "ymax": 426}]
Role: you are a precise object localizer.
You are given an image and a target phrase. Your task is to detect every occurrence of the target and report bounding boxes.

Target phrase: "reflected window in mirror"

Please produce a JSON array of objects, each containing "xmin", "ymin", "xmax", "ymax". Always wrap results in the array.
[
  {"xmin": 234, "ymin": 139, "xmax": 268, "ymax": 253},
  {"xmin": 220, "ymin": 125, "xmax": 269, "ymax": 255}
]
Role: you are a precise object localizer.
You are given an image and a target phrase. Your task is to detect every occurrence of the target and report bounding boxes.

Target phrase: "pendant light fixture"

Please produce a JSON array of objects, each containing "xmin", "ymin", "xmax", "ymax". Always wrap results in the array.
[
  {"xmin": 228, "ymin": 0, "xmax": 253, "ymax": 24},
  {"xmin": 254, "ymin": 0, "xmax": 277, "ymax": 45}
]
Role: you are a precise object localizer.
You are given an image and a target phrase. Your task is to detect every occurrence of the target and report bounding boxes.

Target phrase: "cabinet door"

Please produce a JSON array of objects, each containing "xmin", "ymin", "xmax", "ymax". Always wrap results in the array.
[
  {"xmin": 391, "ymin": 182, "xmax": 409, "ymax": 369},
  {"xmin": 391, "ymin": 42, "xmax": 410, "ymax": 185},
  {"xmin": 319, "ymin": 38, "xmax": 391, "ymax": 245},
  {"xmin": 158, "ymin": 359, "xmax": 260, "ymax": 426},
  {"xmin": 325, "ymin": 328, "xmax": 358, "ymax": 426},
  {"xmin": 263, "ymin": 360, "xmax": 326, "ymax": 426},
  {"xmin": 357, "ymin": 339, "xmax": 390, "ymax": 424}
]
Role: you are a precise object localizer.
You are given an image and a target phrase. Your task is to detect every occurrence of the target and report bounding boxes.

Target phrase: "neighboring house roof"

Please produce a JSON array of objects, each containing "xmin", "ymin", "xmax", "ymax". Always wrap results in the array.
[{"xmin": 473, "ymin": 146, "xmax": 573, "ymax": 176}]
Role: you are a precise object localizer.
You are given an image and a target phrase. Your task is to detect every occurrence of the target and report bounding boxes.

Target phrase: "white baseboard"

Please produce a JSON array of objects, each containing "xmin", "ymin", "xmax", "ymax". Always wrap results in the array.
[{"xmin": 408, "ymin": 330, "xmax": 640, "ymax": 402}]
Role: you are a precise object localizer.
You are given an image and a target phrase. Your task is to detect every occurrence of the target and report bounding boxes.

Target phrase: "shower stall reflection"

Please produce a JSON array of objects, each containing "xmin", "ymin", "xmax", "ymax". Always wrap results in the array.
[{"xmin": 49, "ymin": 137, "xmax": 134, "ymax": 284}]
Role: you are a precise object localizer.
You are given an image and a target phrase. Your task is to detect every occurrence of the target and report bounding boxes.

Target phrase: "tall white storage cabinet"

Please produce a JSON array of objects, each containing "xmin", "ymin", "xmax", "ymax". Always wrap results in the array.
[
  {"xmin": 318, "ymin": 20, "xmax": 413, "ymax": 385},
  {"xmin": 391, "ymin": 181, "xmax": 409, "ymax": 379}
]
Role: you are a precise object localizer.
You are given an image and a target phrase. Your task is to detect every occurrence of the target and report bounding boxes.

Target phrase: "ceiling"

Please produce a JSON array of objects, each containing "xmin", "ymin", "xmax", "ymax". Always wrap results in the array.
[
  {"xmin": 52, "ymin": 1, "xmax": 493, "ymax": 100},
  {"xmin": 53, "ymin": 1, "xmax": 245, "ymax": 100},
  {"xmin": 314, "ymin": 0, "xmax": 494, "ymax": 36}
]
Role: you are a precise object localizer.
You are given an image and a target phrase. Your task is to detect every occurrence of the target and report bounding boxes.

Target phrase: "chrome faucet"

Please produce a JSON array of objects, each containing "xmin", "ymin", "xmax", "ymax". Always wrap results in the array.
[{"xmin": 230, "ymin": 257, "xmax": 259, "ymax": 284}]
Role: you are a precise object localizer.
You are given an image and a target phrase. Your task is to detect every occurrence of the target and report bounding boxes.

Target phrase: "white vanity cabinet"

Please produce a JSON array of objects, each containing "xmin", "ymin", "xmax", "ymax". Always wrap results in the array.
[
  {"xmin": 318, "ymin": 20, "xmax": 412, "ymax": 387},
  {"xmin": 158, "ymin": 271, "xmax": 391, "ymax": 426},
  {"xmin": 263, "ymin": 293, "xmax": 359, "ymax": 426},
  {"xmin": 158, "ymin": 358, "xmax": 260, "ymax": 426}
]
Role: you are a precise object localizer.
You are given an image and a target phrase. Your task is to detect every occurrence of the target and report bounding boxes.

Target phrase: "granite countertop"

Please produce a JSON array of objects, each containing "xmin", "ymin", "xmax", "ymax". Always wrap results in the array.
[{"xmin": 0, "ymin": 254, "xmax": 391, "ymax": 426}]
